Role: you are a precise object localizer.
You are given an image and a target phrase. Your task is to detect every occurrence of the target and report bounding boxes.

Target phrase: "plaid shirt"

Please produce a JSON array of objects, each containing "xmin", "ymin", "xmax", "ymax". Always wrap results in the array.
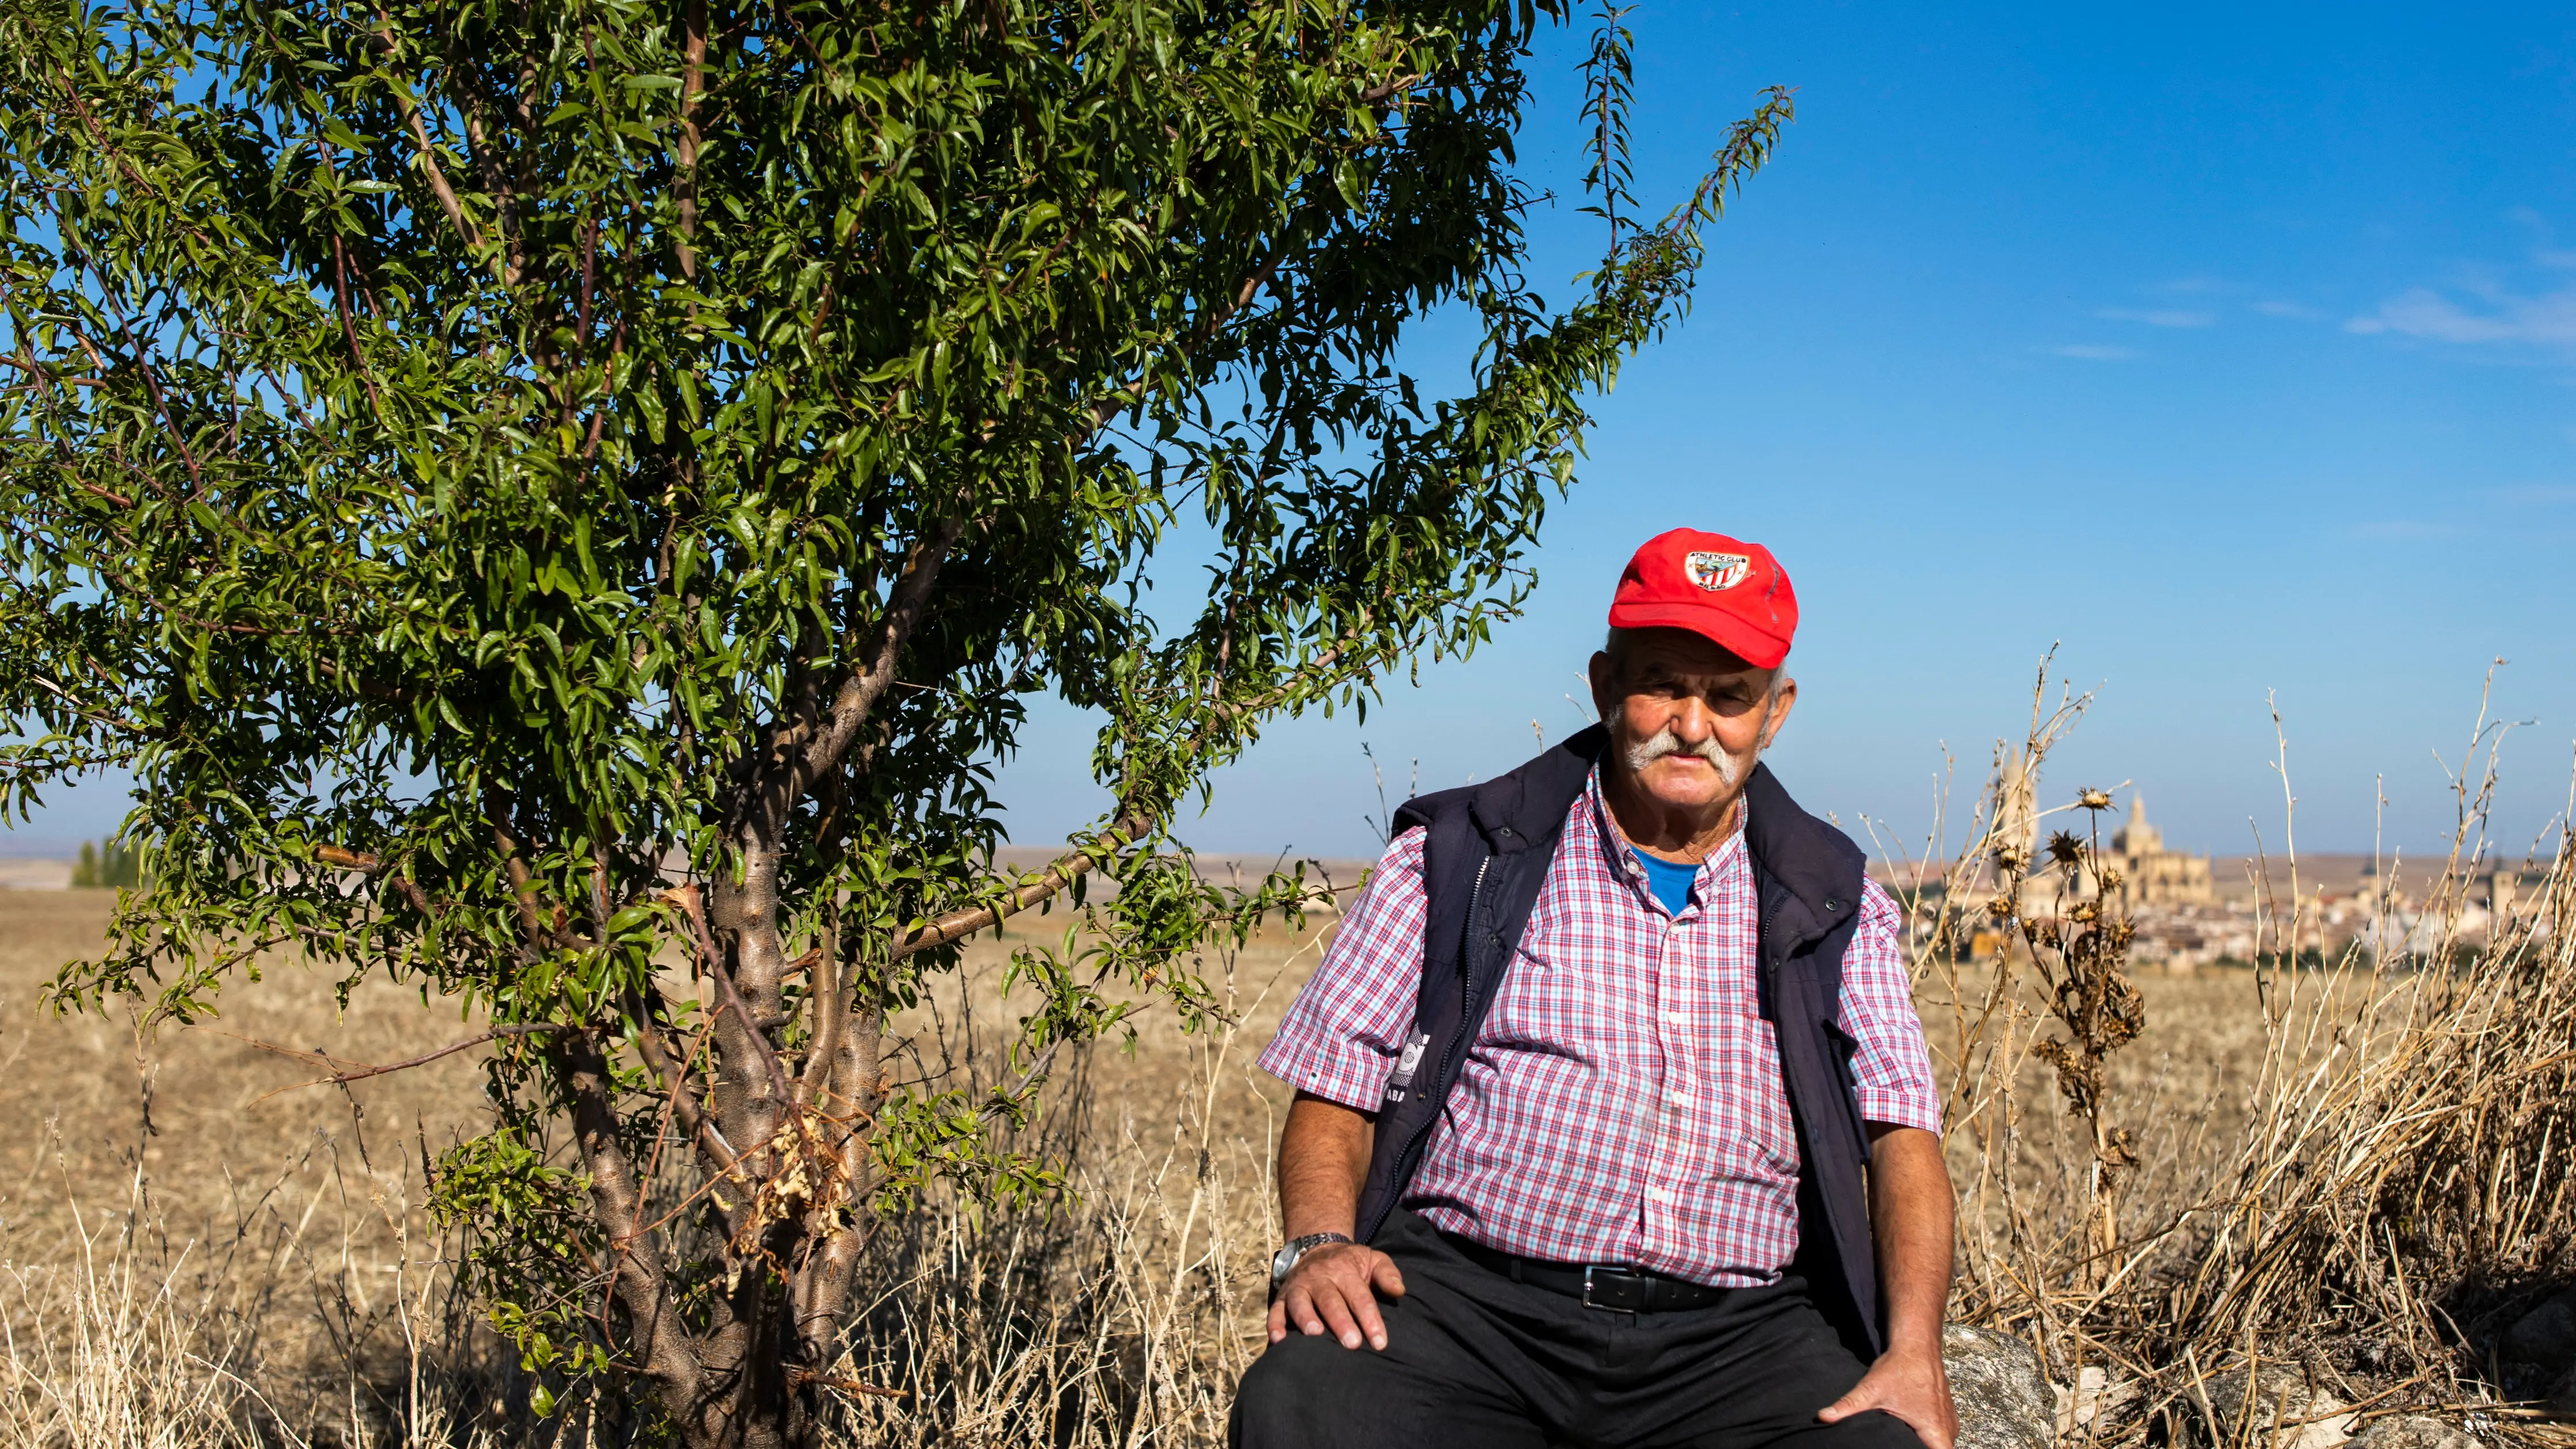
[{"xmin": 1259, "ymin": 770, "xmax": 1941, "ymax": 1287}]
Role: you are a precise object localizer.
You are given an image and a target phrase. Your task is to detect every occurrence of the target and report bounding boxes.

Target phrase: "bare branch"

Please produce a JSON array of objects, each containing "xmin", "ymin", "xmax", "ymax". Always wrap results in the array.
[
  {"xmin": 784, "ymin": 1368, "xmax": 902, "ymax": 1400},
  {"xmin": 228, "ymin": 1023, "xmax": 573, "ymax": 1098},
  {"xmin": 1358, "ymin": 72, "xmax": 1425, "ymax": 106},
  {"xmin": 977, "ymin": 1039, "xmax": 1062, "ymax": 1125},
  {"xmin": 627, "ymin": 987, "xmax": 743, "ymax": 1179}
]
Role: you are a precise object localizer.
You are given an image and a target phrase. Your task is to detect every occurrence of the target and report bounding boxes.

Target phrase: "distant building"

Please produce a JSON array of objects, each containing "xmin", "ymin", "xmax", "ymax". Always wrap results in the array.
[
  {"xmin": 2009, "ymin": 788, "xmax": 2214, "ymax": 912},
  {"xmin": 2104, "ymin": 795, "xmax": 2214, "ymax": 904}
]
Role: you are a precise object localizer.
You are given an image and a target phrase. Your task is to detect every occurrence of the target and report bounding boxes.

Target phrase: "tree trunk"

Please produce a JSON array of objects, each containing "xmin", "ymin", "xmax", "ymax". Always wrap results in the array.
[
  {"xmin": 685, "ymin": 1306, "xmax": 816, "ymax": 1449},
  {"xmin": 641, "ymin": 860, "xmax": 883, "ymax": 1449}
]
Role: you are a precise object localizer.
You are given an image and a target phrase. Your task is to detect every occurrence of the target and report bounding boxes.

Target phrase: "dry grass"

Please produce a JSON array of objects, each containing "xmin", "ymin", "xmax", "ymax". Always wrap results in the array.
[
  {"xmin": 3, "ymin": 711, "xmax": 2573, "ymax": 1446},
  {"xmin": 1896, "ymin": 676, "xmax": 2576, "ymax": 1449},
  {"xmin": 0, "ymin": 890, "xmax": 1327, "ymax": 1447}
]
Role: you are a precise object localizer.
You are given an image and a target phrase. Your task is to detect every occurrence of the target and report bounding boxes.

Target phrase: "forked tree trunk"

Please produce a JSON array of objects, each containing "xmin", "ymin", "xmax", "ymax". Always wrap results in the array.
[{"xmin": 610, "ymin": 852, "xmax": 888, "ymax": 1449}]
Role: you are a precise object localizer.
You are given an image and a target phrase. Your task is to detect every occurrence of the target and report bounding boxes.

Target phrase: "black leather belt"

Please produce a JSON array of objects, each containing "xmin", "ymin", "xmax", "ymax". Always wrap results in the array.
[{"xmin": 1441, "ymin": 1233, "xmax": 1736, "ymax": 1313}]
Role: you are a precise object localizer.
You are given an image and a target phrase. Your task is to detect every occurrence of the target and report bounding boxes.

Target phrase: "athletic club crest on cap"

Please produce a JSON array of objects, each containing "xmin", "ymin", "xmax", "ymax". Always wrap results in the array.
[{"xmin": 1684, "ymin": 551, "xmax": 1750, "ymax": 592}]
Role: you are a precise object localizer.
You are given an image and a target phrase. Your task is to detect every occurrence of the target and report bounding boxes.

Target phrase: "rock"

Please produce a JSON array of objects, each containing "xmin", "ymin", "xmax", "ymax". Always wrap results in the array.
[
  {"xmin": 2348, "ymin": 1417, "xmax": 2479, "ymax": 1449},
  {"xmin": 1942, "ymin": 1324, "xmax": 2054, "ymax": 1449},
  {"xmin": 2191, "ymin": 1362, "xmax": 2356, "ymax": 1449},
  {"xmin": 2548, "ymin": 1360, "xmax": 2576, "ymax": 1417},
  {"xmin": 2502, "ymin": 1290, "xmax": 2576, "ymax": 1365}
]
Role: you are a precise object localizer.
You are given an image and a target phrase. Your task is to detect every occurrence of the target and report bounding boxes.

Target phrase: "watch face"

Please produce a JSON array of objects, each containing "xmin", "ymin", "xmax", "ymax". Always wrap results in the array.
[{"xmin": 1270, "ymin": 1244, "xmax": 1298, "ymax": 1283}]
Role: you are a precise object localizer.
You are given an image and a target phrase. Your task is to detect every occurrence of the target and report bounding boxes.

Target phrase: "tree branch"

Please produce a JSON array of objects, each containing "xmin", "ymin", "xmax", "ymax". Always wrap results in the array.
[
  {"xmin": 673, "ymin": 0, "xmax": 708, "ymax": 279},
  {"xmin": 377, "ymin": 60, "xmax": 486, "ymax": 262},
  {"xmin": 556, "ymin": 1034, "xmax": 710, "ymax": 1413},
  {"xmin": 231, "ymin": 1023, "xmax": 572, "ymax": 1098},
  {"xmin": 891, "ymin": 814, "xmax": 1147, "ymax": 960},
  {"xmin": 665, "ymin": 881, "xmax": 794, "ymax": 1180},
  {"xmin": 733, "ymin": 513, "xmax": 964, "ymax": 841},
  {"xmin": 1075, "ymin": 245, "xmax": 1291, "ymax": 438},
  {"xmin": 626, "ymin": 986, "xmax": 743, "ymax": 1182}
]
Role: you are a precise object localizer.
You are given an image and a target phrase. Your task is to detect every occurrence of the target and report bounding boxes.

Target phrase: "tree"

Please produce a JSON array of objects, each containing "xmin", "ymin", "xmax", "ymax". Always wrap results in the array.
[
  {"xmin": 0, "ymin": 1, "xmax": 1787, "ymax": 1443},
  {"xmin": 68, "ymin": 835, "xmax": 141, "ymax": 888}
]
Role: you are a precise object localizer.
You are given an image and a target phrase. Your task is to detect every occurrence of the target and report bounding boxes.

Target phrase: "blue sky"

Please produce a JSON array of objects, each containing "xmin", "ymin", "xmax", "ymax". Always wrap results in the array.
[
  {"xmin": 1044, "ymin": 0, "xmax": 2576, "ymax": 864},
  {"xmin": 13, "ymin": 2, "xmax": 2575, "ymax": 864}
]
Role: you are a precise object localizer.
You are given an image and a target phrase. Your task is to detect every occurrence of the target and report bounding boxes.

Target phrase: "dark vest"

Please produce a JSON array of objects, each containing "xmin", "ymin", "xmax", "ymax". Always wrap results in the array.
[{"xmin": 1351, "ymin": 724, "xmax": 1885, "ymax": 1358}]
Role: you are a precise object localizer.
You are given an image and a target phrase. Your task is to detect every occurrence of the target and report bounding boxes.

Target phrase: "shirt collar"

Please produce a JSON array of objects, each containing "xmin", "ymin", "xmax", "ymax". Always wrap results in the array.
[{"xmin": 1584, "ymin": 766, "xmax": 1748, "ymax": 899}]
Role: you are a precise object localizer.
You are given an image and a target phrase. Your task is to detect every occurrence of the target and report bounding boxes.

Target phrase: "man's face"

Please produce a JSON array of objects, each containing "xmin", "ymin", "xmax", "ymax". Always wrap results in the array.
[{"xmin": 1588, "ymin": 628, "xmax": 1796, "ymax": 816}]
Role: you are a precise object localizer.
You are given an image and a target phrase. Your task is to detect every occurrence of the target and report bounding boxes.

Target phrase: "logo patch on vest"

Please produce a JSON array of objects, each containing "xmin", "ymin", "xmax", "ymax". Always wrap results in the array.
[
  {"xmin": 1384, "ymin": 1029, "xmax": 1431, "ymax": 1103},
  {"xmin": 1684, "ymin": 551, "xmax": 1750, "ymax": 591}
]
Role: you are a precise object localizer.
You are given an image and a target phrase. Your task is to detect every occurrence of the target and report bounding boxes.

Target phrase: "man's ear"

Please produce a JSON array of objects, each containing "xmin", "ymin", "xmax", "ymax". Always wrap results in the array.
[
  {"xmin": 1587, "ymin": 651, "xmax": 1617, "ymax": 722},
  {"xmin": 1758, "ymin": 676, "xmax": 1797, "ymax": 750}
]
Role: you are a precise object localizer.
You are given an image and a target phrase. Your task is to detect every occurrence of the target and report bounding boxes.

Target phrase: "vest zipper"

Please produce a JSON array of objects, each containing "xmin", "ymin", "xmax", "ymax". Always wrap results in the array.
[
  {"xmin": 1442, "ymin": 854, "xmax": 1496, "ymax": 1078},
  {"xmin": 1758, "ymin": 891, "xmax": 1784, "ymax": 1005}
]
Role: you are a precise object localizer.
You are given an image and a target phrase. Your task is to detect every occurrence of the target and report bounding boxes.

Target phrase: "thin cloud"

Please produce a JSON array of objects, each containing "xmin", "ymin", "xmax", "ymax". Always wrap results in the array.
[
  {"xmin": 2098, "ymin": 307, "xmax": 2215, "ymax": 328},
  {"xmin": 2507, "ymin": 206, "xmax": 2576, "ymax": 267},
  {"xmin": 2345, "ymin": 285, "xmax": 2576, "ymax": 346},
  {"xmin": 2352, "ymin": 218, "xmax": 2576, "ymax": 346},
  {"xmin": 2045, "ymin": 344, "xmax": 2140, "ymax": 361}
]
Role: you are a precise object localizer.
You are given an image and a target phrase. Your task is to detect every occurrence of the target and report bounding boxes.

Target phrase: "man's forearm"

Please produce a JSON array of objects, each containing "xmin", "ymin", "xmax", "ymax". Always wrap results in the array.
[
  {"xmin": 1278, "ymin": 1090, "xmax": 1375, "ymax": 1239},
  {"xmin": 1869, "ymin": 1125, "xmax": 1954, "ymax": 1355}
]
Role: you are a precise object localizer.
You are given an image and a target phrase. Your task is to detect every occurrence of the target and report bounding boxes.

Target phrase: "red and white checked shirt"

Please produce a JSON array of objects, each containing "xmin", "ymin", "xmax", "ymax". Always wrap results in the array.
[{"xmin": 1259, "ymin": 770, "xmax": 1941, "ymax": 1287}]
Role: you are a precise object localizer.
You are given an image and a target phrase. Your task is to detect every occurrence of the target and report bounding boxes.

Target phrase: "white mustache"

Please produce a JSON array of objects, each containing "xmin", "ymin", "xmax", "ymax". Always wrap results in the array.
[{"xmin": 1627, "ymin": 726, "xmax": 1741, "ymax": 786}]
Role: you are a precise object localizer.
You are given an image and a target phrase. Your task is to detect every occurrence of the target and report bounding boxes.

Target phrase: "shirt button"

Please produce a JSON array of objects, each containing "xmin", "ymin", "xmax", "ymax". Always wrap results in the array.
[
  {"xmin": 1667, "ymin": 1090, "xmax": 1691, "ymax": 1108},
  {"xmin": 1664, "ymin": 1011, "xmax": 1687, "ymax": 1026},
  {"xmin": 1647, "ymin": 1186, "xmax": 1672, "ymax": 1203}
]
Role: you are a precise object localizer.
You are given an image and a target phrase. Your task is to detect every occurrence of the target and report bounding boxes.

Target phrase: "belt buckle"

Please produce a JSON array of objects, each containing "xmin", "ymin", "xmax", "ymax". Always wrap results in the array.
[{"xmin": 1580, "ymin": 1264, "xmax": 1628, "ymax": 1313}]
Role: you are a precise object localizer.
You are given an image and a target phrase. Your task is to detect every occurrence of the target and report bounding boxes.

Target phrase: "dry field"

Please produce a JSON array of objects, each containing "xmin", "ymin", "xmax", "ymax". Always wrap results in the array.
[
  {"xmin": 2, "ymin": 812, "xmax": 2571, "ymax": 1449},
  {"xmin": 0, "ymin": 888, "xmax": 1329, "ymax": 1447}
]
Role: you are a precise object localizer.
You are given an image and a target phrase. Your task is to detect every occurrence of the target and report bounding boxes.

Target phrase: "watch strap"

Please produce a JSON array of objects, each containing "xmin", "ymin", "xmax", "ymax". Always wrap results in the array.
[{"xmin": 1272, "ymin": 1231, "xmax": 1354, "ymax": 1282}]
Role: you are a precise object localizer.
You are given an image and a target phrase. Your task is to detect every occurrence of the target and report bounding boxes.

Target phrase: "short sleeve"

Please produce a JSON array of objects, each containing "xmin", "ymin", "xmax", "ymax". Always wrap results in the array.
[
  {"xmin": 1255, "ymin": 826, "xmax": 1431, "ymax": 1111},
  {"xmin": 1835, "ymin": 878, "xmax": 1943, "ymax": 1134}
]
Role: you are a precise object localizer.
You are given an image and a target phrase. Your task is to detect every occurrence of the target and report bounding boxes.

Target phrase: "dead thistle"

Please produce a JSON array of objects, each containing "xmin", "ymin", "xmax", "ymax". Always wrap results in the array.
[{"xmin": 2023, "ymin": 798, "xmax": 2146, "ymax": 1285}]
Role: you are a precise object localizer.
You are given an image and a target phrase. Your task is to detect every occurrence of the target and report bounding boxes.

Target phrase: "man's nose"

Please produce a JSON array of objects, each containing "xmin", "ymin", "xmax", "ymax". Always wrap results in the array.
[{"xmin": 1667, "ymin": 697, "xmax": 1716, "ymax": 742}]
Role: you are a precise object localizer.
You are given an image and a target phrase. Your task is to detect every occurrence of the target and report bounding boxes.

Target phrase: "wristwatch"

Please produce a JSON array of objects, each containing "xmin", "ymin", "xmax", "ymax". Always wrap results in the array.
[{"xmin": 1270, "ymin": 1232, "xmax": 1354, "ymax": 1287}]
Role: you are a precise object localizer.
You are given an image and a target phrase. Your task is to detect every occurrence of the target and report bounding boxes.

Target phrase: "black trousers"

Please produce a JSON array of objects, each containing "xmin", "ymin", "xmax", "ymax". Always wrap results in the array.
[{"xmin": 1230, "ymin": 1210, "xmax": 1922, "ymax": 1449}]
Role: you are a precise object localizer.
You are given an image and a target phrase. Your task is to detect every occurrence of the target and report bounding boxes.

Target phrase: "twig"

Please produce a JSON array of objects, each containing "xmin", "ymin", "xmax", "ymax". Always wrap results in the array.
[
  {"xmin": 223, "ymin": 1023, "xmax": 573, "ymax": 1100},
  {"xmin": 785, "ymin": 1367, "xmax": 903, "ymax": 1399}
]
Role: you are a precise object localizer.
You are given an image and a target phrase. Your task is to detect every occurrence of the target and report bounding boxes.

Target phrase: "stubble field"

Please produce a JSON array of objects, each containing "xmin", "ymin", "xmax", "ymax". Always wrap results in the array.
[{"xmin": 0, "ymin": 883, "xmax": 2343, "ymax": 1448}]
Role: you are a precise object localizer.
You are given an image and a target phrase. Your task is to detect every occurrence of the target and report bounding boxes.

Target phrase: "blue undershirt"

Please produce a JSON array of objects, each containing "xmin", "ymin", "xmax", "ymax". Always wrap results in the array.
[{"xmin": 1628, "ymin": 847, "xmax": 1699, "ymax": 917}]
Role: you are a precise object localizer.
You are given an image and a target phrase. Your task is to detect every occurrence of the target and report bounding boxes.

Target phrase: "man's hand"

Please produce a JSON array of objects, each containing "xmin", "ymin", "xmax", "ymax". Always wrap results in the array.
[
  {"xmin": 1818, "ymin": 1343, "xmax": 1958, "ymax": 1449},
  {"xmin": 1267, "ymin": 1241, "xmax": 1406, "ymax": 1351},
  {"xmin": 1832, "ymin": 1122, "xmax": 1960, "ymax": 1448}
]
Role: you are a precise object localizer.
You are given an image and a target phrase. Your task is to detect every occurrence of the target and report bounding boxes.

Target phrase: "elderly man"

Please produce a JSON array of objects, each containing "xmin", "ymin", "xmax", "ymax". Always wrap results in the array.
[{"xmin": 1230, "ymin": 530, "xmax": 1957, "ymax": 1449}]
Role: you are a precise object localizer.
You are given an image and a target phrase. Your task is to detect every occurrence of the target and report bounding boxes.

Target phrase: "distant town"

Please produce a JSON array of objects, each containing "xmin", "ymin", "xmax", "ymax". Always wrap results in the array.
[{"xmin": 1866, "ymin": 792, "xmax": 2557, "ymax": 972}]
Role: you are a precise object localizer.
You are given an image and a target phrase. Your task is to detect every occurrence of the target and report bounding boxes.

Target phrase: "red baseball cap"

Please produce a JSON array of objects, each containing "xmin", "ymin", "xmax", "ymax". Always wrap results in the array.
[{"xmin": 1606, "ymin": 529, "xmax": 1798, "ymax": 668}]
